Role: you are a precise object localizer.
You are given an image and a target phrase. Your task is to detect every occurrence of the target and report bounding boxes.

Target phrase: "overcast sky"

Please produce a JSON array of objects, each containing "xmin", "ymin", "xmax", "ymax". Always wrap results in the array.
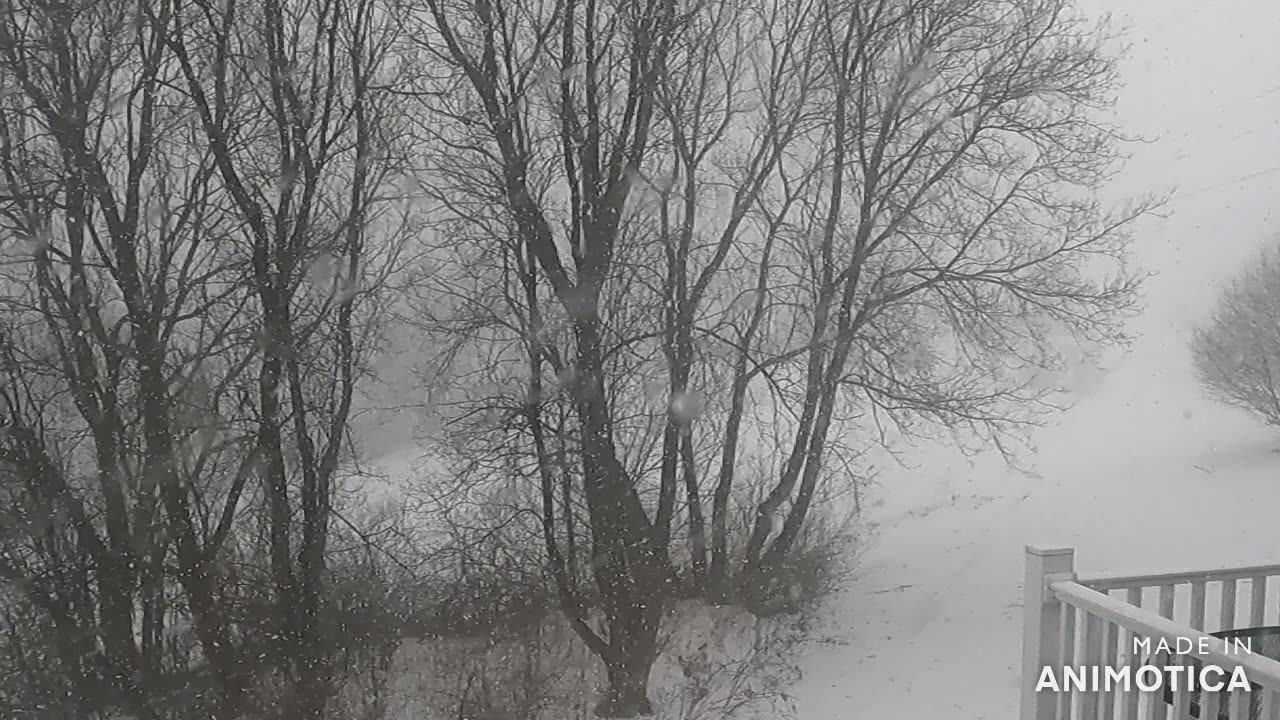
[{"xmin": 1081, "ymin": 0, "xmax": 1280, "ymax": 353}]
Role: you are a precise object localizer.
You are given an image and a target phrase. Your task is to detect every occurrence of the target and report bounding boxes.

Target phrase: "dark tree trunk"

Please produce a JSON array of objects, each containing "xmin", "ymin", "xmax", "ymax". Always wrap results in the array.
[
  {"xmin": 598, "ymin": 664, "xmax": 656, "ymax": 718},
  {"xmin": 595, "ymin": 607, "xmax": 659, "ymax": 718},
  {"xmin": 681, "ymin": 433, "xmax": 707, "ymax": 584}
]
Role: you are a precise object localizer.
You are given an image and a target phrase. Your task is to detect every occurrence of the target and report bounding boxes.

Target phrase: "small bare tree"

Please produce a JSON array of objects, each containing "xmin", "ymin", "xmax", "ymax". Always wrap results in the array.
[{"xmin": 1191, "ymin": 239, "xmax": 1280, "ymax": 427}]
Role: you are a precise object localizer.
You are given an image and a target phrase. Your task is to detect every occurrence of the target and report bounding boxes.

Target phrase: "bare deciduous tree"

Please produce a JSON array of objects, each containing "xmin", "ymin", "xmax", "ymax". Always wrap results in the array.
[
  {"xmin": 733, "ymin": 0, "xmax": 1157, "ymax": 590},
  {"xmin": 399, "ymin": 0, "xmax": 701, "ymax": 712},
  {"xmin": 398, "ymin": 0, "xmax": 1155, "ymax": 715},
  {"xmin": 0, "ymin": 0, "xmax": 405, "ymax": 717},
  {"xmin": 1192, "ymin": 240, "xmax": 1280, "ymax": 427}
]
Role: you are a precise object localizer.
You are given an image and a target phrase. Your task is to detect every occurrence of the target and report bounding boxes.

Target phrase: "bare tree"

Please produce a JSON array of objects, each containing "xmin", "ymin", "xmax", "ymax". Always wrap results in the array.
[
  {"xmin": 396, "ymin": 0, "xmax": 1154, "ymax": 714},
  {"xmin": 161, "ymin": 0, "xmax": 409, "ymax": 714},
  {"xmin": 1192, "ymin": 239, "xmax": 1280, "ymax": 427},
  {"xmin": 0, "ymin": 0, "xmax": 249, "ymax": 713},
  {"xmin": 398, "ymin": 0, "xmax": 701, "ymax": 712},
  {"xmin": 0, "ymin": 0, "xmax": 406, "ymax": 717},
  {"xmin": 732, "ymin": 0, "xmax": 1158, "ymax": 591}
]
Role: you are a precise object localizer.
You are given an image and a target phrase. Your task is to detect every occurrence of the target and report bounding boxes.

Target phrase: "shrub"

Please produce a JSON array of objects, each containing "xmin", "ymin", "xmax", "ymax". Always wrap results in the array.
[{"xmin": 1192, "ymin": 239, "xmax": 1280, "ymax": 427}]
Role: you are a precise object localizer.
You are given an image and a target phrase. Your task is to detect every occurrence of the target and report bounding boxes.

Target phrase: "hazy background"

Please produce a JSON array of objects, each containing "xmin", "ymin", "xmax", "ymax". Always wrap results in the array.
[{"xmin": 1096, "ymin": 0, "xmax": 1280, "ymax": 365}]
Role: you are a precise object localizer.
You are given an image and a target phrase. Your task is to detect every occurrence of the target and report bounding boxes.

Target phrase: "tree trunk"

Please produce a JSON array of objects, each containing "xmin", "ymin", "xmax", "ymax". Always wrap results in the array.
[
  {"xmin": 293, "ymin": 640, "xmax": 335, "ymax": 720},
  {"xmin": 595, "ymin": 616, "xmax": 658, "ymax": 718},
  {"xmin": 681, "ymin": 433, "xmax": 707, "ymax": 585},
  {"xmin": 598, "ymin": 662, "xmax": 656, "ymax": 718}
]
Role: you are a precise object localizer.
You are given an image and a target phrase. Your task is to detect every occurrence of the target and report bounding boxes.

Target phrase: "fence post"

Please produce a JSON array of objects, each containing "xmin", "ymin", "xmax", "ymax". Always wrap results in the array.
[{"xmin": 1021, "ymin": 546, "xmax": 1076, "ymax": 720}]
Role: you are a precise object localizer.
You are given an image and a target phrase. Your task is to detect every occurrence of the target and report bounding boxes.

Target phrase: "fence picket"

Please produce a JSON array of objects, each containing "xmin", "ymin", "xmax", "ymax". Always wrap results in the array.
[
  {"xmin": 1192, "ymin": 582, "xmax": 1208, "ymax": 631},
  {"xmin": 1170, "ymin": 650, "xmax": 1192, "ymax": 719},
  {"xmin": 1228, "ymin": 686, "xmax": 1250, "ymax": 719},
  {"xmin": 1254, "ymin": 576, "xmax": 1268, "ymax": 628},
  {"xmin": 1159, "ymin": 585, "xmax": 1175, "ymax": 621},
  {"xmin": 1059, "ymin": 601, "xmax": 1076, "ymax": 720},
  {"xmin": 1203, "ymin": 689, "xmax": 1221, "ymax": 720},
  {"xmin": 1122, "ymin": 627, "xmax": 1141, "ymax": 720},
  {"xmin": 1223, "ymin": 579, "xmax": 1239, "ymax": 631},
  {"xmin": 1099, "ymin": 620, "xmax": 1118, "ymax": 720},
  {"xmin": 1080, "ymin": 611, "xmax": 1102, "ymax": 720},
  {"xmin": 1124, "ymin": 588, "xmax": 1145, "ymax": 720}
]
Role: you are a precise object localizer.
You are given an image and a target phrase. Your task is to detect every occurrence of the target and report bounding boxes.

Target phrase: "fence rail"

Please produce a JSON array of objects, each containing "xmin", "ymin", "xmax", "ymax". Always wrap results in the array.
[
  {"xmin": 1022, "ymin": 547, "xmax": 1280, "ymax": 720},
  {"xmin": 1082, "ymin": 565, "xmax": 1280, "ymax": 596}
]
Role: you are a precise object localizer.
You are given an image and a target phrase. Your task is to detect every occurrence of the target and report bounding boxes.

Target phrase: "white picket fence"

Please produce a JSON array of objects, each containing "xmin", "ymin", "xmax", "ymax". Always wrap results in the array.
[{"xmin": 1021, "ymin": 547, "xmax": 1280, "ymax": 720}]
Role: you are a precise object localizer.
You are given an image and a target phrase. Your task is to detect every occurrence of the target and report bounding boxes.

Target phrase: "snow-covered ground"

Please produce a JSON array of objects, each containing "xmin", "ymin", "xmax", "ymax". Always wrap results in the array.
[
  {"xmin": 371, "ymin": 324, "xmax": 1280, "ymax": 720},
  {"xmin": 791, "ymin": 336, "xmax": 1280, "ymax": 720}
]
